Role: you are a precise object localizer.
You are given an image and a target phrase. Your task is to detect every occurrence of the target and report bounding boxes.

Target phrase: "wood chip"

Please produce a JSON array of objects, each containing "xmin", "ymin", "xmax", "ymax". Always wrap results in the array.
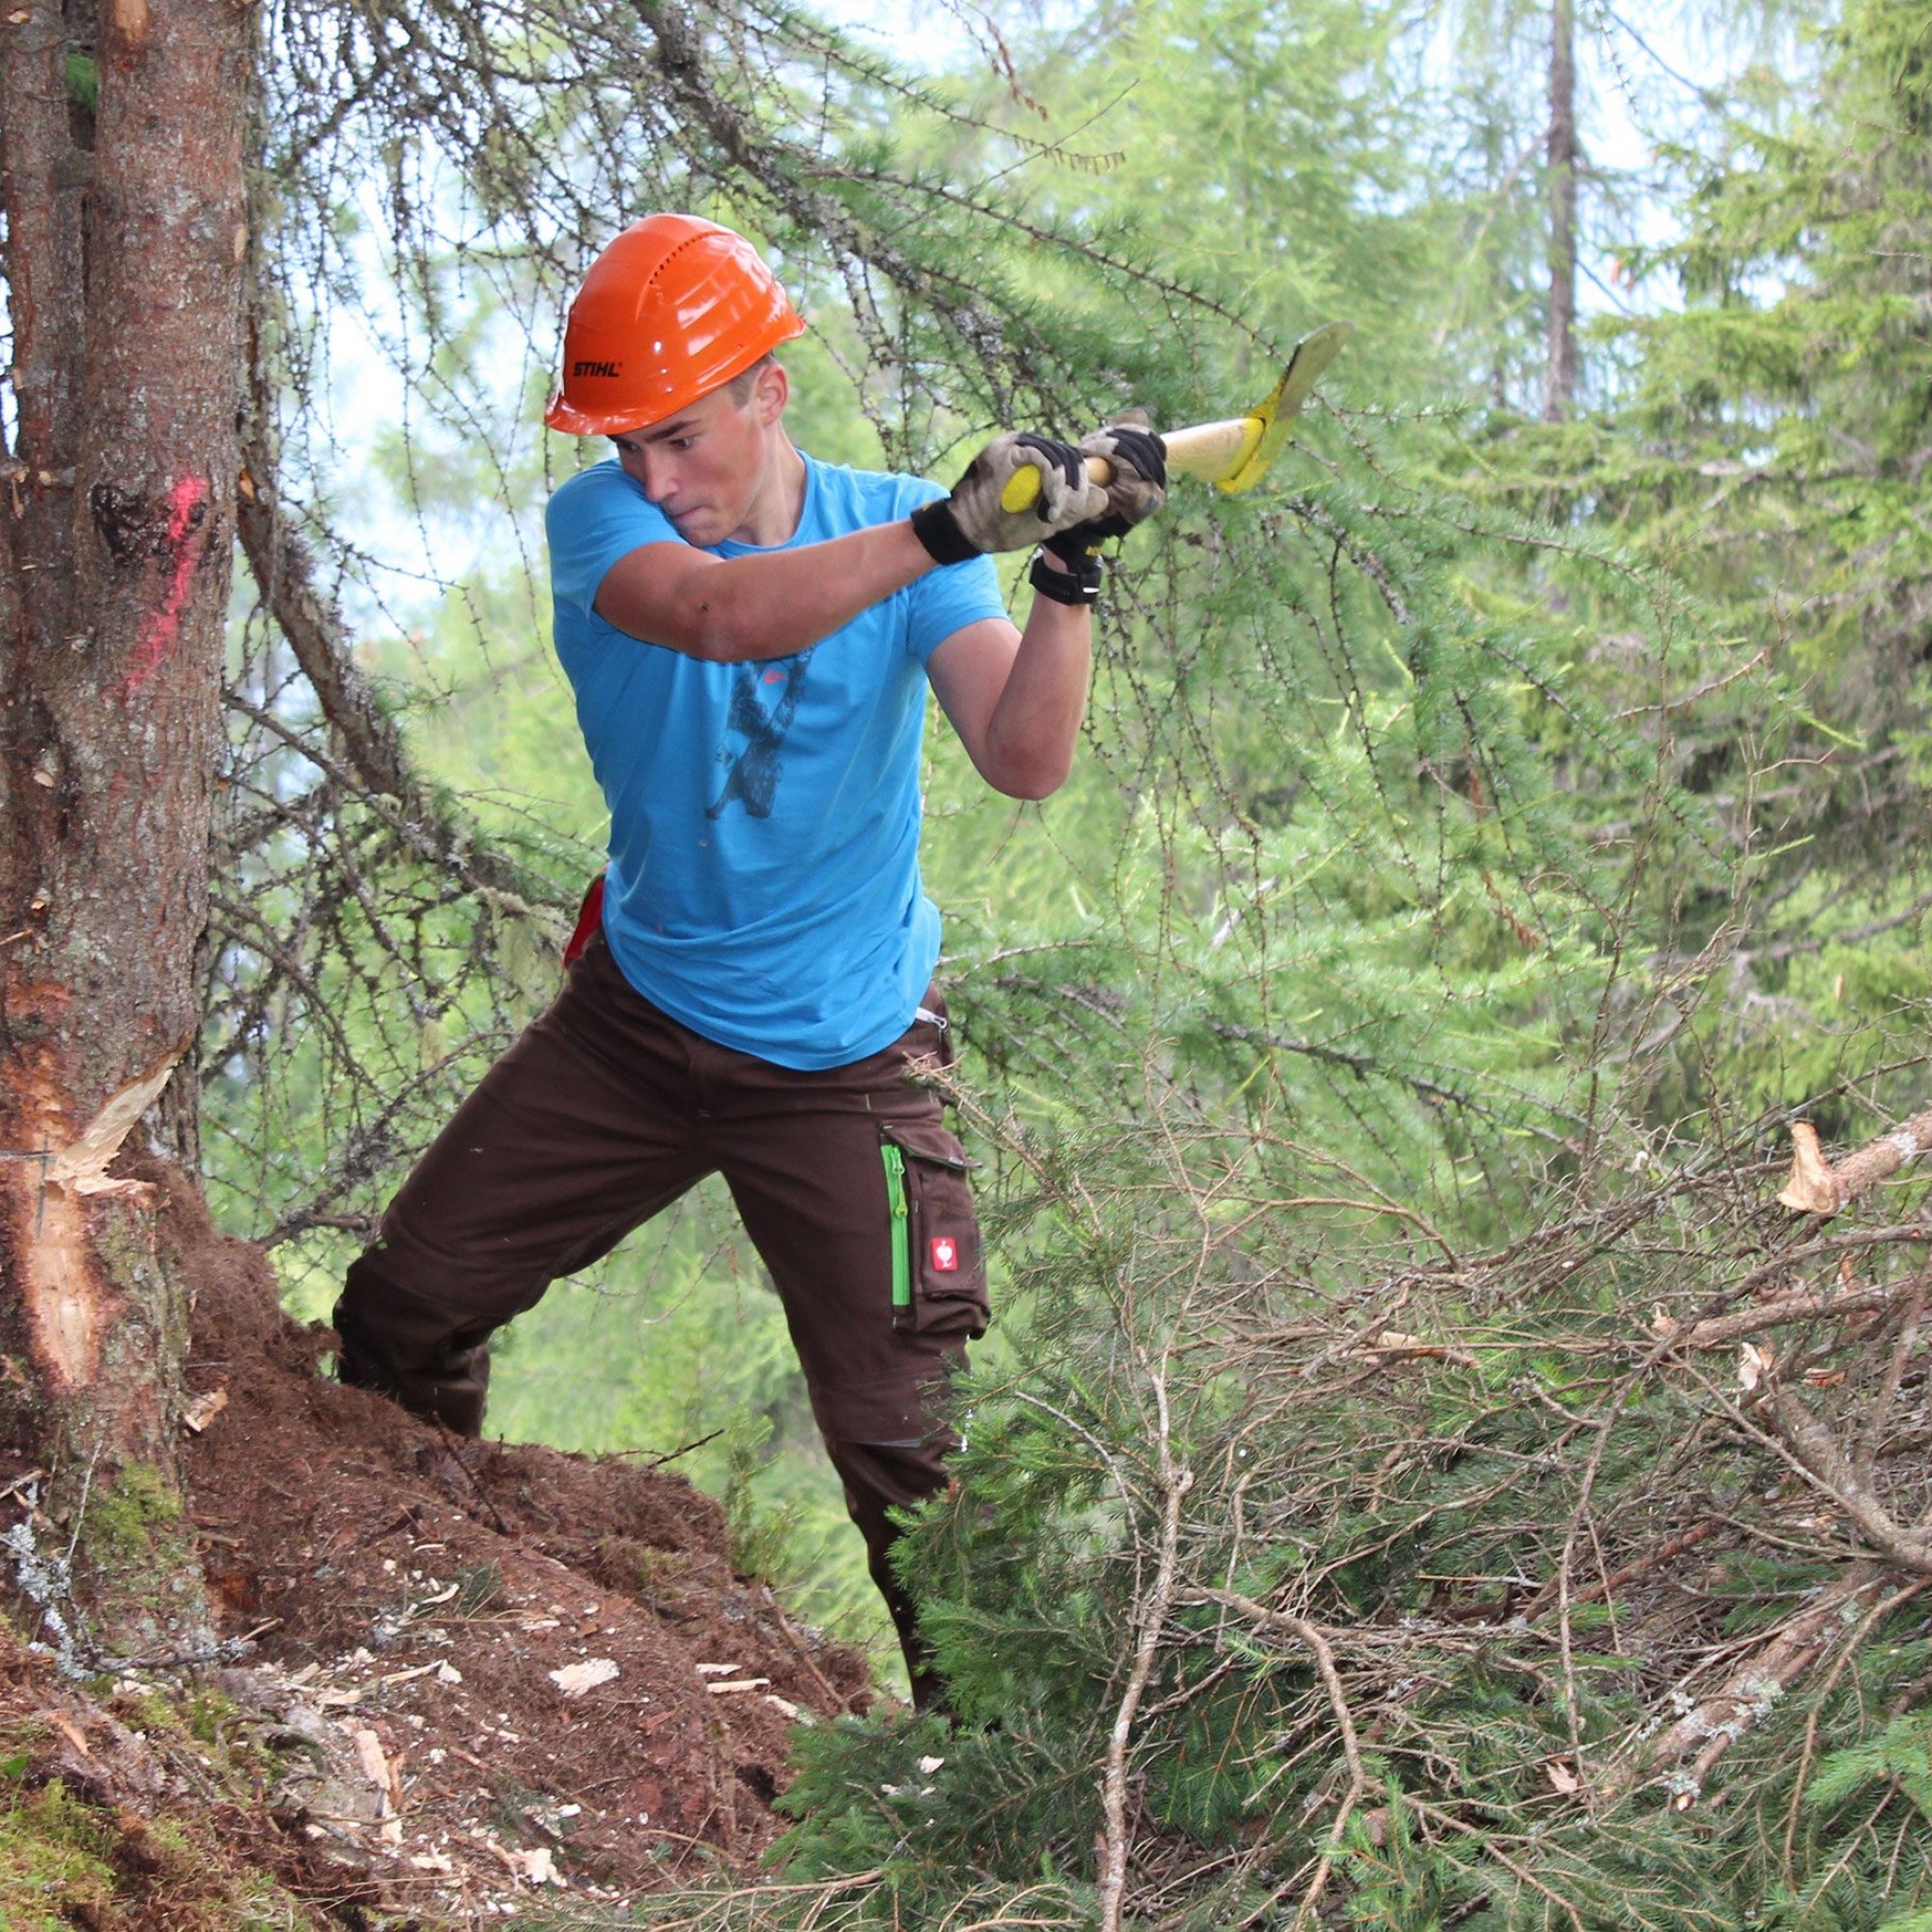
[
  {"xmin": 548, "ymin": 1659, "xmax": 619, "ymax": 1697},
  {"xmin": 377, "ymin": 1662, "xmax": 444, "ymax": 1689},
  {"xmin": 182, "ymin": 1386, "xmax": 229, "ymax": 1434},
  {"xmin": 482, "ymin": 1839, "xmax": 558, "ymax": 1885},
  {"xmin": 1776, "ymin": 1122, "xmax": 1838, "ymax": 1215},
  {"xmin": 43, "ymin": 1711, "xmax": 90, "ymax": 1757},
  {"xmin": 515, "ymin": 1846, "xmax": 558, "ymax": 1885},
  {"xmin": 704, "ymin": 1676, "xmax": 770, "ymax": 1695},
  {"xmin": 1361, "ymin": 1331, "xmax": 1481, "ymax": 1370},
  {"xmin": 350, "ymin": 1727, "xmax": 393, "ymax": 1809}
]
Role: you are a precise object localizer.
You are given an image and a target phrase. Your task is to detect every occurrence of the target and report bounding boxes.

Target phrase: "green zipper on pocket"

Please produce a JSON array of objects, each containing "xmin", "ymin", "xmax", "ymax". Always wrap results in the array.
[{"xmin": 882, "ymin": 1142, "xmax": 911, "ymax": 1310}]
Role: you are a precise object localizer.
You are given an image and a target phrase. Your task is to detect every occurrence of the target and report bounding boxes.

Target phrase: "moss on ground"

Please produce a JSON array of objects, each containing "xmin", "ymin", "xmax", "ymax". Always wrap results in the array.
[
  {"xmin": 0, "ymin": 1777, "xmax": 119, "ymax": 1931},
  {"xmin": 0, "ymin": 1705, "xmax": 314, "ymax": 1930},
  {"xmin": 0, "ymin": 1774, "xmax": 312, "ymax": 1929}
]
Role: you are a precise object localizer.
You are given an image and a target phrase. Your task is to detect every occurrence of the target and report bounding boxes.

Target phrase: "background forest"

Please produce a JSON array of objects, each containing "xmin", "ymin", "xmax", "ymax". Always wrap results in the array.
[{"xmin": 81, "ymin": 0, "xmax": 1932, "ymax": 1919}]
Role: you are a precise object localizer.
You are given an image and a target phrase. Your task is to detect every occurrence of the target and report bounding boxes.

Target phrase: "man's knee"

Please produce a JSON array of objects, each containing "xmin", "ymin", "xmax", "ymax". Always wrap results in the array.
[
  {"xmin": 827, "ymin": 1437, "xmax": 951, "ymax": 1521},
  {"xmin": 333, "ymin": 1256, "xmax": 493, "ymax": 1437}
]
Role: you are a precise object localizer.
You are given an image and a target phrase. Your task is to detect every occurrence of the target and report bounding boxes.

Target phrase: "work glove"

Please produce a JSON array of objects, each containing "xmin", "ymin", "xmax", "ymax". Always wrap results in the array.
[
  {"xmin": 1041, "ymin": 423, "xmax": 1168, "ymax": 567},
  {"xmin": 1028, "ymin": 421, "xmax": 1167, "ymax": 607},
  {"xmin": 910, "ymin": 431, "xmax": 1109, "ymax": 563}
]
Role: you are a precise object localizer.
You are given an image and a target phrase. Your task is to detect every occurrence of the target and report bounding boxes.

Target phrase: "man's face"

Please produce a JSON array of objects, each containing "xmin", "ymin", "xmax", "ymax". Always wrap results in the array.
[{"xmin": 610, "ymin": 362, "xmax": 788, "ymax": 548}]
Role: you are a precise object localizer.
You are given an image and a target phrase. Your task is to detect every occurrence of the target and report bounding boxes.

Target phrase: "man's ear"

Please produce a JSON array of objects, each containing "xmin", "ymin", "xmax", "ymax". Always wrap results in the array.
[{"xmin": 753, "ymin": 357, "xmax": 789, "ymax": 426}]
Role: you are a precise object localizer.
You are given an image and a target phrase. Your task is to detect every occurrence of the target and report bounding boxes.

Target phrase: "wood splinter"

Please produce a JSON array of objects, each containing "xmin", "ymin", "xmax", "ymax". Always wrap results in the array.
[{"xmin": 1777, "ymin": 1109, "xmax": 1932, "ymax": 1218}]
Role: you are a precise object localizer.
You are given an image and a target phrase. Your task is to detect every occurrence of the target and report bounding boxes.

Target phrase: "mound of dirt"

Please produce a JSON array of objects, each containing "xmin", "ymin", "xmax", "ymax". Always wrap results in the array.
[{"xmin": 8, "ymin": 1185, "xmax": 877, "ymax": 1924}]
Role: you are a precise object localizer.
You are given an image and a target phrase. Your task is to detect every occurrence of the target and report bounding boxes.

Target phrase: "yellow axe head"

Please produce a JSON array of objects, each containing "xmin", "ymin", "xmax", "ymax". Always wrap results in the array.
[{"xmin": 997, "ymin": 320, "xmax": 1352, "ymax": 514}]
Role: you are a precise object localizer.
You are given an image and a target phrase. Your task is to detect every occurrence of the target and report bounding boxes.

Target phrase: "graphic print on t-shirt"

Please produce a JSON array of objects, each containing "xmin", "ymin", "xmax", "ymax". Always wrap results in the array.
[{"xmin": 708, "ymin": 652, "xmax": 809, "ymax": 820}]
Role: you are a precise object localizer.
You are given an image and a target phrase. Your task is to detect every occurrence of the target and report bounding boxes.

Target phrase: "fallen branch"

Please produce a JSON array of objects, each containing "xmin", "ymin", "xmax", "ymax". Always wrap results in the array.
[
  {"xmin": 1731, "ymin": 1223, "xmax": 1932, "ymax": 1299},
  {"xmin": 1655, "ymin": 1276, "xmax": 1918, "ymax": 1351},
  {"xmin": 1778, "ymin": 1111, "xmax": 1932, "ymax": 1217},
  {"xmin": 1765, "ymin": 1384, "xmax": 1932, "ymax": 1575},
  {"xmin": 1520, "ymin": 1518, "xmax": 1723, "ymax": 1622},
  {"xmin": 1183, "ymin": 1589, "xmax": 1372, "ymax": 1928},
  {"xmin": 1096, "ymin": 1415, "xmax": 1193, "ymax": 1932},
  {"xmin": 1608, "ymin": 1564, "xmax": 1892, "ymax": 1805}
]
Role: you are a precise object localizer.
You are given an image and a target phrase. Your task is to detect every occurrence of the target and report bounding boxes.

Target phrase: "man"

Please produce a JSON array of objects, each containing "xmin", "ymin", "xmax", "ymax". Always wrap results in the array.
[{"xmin": 332, "ymin": 213, "xmax": 1164, "ymax": 1709}]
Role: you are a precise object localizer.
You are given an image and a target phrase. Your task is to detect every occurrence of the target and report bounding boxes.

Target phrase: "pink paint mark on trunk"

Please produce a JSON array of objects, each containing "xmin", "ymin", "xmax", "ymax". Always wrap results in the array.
[{"xmin": 122, "ymin": 473, "xmax": 210, "ymax": 695}]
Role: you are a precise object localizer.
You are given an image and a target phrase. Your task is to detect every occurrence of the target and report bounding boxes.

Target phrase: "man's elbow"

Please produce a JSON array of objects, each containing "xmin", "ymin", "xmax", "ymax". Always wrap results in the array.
[
  {"xmin": 977, "ymin": 718, "xmax": 1078, "ymax": 800},
  {"xmin": 985, "ymin": 754, "xmax": 1072, "ymax": 802}
]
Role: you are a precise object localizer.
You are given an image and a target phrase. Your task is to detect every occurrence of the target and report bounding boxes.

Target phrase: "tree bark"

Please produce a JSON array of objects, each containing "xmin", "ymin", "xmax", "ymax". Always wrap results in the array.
[
  {"xmin": 0, "ymin": 0, "xmax": 249, "ymax": 1662},
  {"xmin": 1543, "ymin": 0, "xmax": 1578, "ymax": 420}
]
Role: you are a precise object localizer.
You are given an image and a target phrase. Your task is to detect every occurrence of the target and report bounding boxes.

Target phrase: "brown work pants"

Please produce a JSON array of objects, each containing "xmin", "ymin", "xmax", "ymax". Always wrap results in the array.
[{"xmin": 333, "ymin": 933, "xmax": 987, "ymax": 1708}]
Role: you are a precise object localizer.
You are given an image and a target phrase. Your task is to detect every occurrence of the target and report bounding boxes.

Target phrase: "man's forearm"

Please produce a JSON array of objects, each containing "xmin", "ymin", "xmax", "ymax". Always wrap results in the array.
[
  {"xmin": 597, "ymin": 520, "xmax": 937, "ymax": 660},
  {"xmin": 978, "ymin": 578, "xmax": 1094, "ymax": 801}
]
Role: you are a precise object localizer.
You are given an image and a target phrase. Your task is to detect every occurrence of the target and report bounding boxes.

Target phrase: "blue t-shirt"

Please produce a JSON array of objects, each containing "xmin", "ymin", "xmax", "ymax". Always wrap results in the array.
[{"xmin": 546, "ymin": 454, "xmax": 1007, "ymax": 1069}]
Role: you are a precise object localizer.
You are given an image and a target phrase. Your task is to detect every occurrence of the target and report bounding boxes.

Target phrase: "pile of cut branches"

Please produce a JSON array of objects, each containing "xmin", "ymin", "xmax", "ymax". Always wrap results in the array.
[{"xmin": 643, "ymin": 1090, "xmax": 1932, "ymax": 1931}]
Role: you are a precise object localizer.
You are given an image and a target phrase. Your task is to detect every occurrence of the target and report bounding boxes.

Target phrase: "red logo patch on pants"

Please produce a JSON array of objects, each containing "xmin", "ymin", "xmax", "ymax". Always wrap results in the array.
[{"xmin": 929, "ymin": 1235, "xmax": 959, "ymax": 1272}]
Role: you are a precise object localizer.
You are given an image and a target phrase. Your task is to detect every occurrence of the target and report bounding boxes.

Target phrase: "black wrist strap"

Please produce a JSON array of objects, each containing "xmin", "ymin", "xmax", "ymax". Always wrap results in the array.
[
  {"xmin": 1041, "ymin": 527, "xmax": 1102, "ymax": 569},
  {"xmin": 910, "ymin": 499, "xmax": 980, "ymax": 566},
  {"xmin": 1029, "ymin": 546, "xmax": 1101, "ymax": 606}
]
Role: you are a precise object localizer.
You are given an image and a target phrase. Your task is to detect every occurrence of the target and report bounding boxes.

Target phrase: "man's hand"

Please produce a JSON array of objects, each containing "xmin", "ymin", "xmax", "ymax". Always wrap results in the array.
[
  {"xmin": 910, "ymin": 432, "xmax": 1109, "ymax": 563},
  {"xmin": 1042, "ymin": 423, "xmax": 1167, "ymax": 566}
]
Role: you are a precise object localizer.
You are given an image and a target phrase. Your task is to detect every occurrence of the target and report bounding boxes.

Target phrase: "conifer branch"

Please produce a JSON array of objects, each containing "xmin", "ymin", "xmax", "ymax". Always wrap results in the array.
[
  {"xmin": 1761, "ymin": 1384, "xmax": 1932, "ymax": 1575},
  {"xmin": 233, "ymin": 440, "xmax": 562, "ymax": 924},
  {"xmin": 1608, "ymin": 1565, "xmax": 1894, "ymax": 1805},
  {"xmin": 1658, "ymin": 1275, "xmax": 1919, "ymax": 1350},
  {"xmin": 1179, "ymin": 1590, "xmax": 1372, "ymax": 1927}
]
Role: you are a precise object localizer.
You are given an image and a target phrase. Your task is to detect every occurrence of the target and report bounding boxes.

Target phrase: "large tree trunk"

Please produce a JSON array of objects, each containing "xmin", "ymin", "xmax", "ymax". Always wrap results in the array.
[
  {"xmin": 1542, "ymin": 0, "xmax": 1578, "ymax": 419},
  {"xmin": 0, "ymin": 0, "xmax": 249, "ymax": 1662}
]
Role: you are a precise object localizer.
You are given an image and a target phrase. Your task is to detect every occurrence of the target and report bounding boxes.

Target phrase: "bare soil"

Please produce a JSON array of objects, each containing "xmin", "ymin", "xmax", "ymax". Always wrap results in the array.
[{"xmin": 0, "ymin": 1185, "xmax": 877, "ymax": 1927}]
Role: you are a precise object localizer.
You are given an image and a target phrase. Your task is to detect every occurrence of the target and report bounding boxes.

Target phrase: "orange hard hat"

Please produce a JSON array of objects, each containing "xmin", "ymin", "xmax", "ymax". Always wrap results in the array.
[{"xmin": 544, "ymin": 213, "xmax": 806, "ymax": 438}]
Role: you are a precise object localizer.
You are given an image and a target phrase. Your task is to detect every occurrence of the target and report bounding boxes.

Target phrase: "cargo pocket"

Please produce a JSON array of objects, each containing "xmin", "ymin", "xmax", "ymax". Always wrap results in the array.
[{"xmin": 880, "ymin": 1122, "xmax": 989, "ymax": 1337}]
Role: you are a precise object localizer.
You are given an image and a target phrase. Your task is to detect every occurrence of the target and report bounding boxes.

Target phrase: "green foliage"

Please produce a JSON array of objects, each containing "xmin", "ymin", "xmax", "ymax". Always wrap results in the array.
[
  {"xmin": 1806, "ymin": 1714, "xmax": 1932, "ymax": 1824},
  {"xmin": 752, "ymin": 1097, "xmax": 1932, "ymax": 1926}
]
